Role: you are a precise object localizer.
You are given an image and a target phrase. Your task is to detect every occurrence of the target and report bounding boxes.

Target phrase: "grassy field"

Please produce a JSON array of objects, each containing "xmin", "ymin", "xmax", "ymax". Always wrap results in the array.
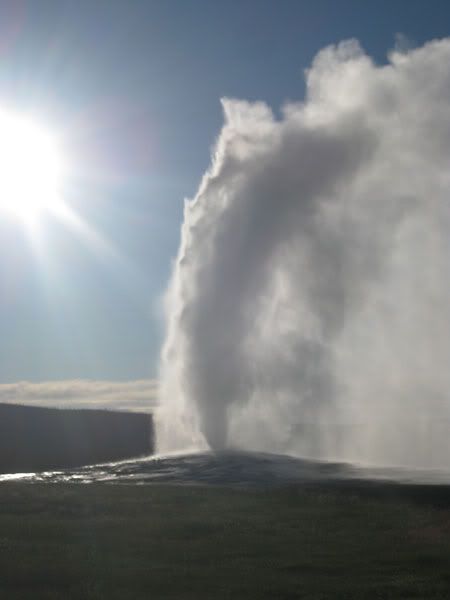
[{"xmin": 0, "ymin": 482, "xmax": 450, "ymax": 599}]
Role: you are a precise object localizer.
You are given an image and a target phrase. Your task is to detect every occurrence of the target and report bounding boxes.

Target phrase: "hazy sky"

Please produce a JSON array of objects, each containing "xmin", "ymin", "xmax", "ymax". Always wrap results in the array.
[{"xmin": 0, "ymin": 0, "xmax": 449, "ymax": 408}]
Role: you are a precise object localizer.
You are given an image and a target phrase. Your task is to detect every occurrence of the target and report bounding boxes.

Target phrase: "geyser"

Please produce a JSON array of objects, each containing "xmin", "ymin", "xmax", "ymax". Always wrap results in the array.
[{"xmin": 158, "ymin": 39, "xmax": 450, "ymax": 468}]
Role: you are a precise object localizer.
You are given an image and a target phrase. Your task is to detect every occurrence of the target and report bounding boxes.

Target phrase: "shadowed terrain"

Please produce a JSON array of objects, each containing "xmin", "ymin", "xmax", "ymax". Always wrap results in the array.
[
  {"xmin": 1, "ymin": 482, "xmax": 450, "ymax": 599},
  {"xmin": 0, "ymin": 403, "xmax": 153, "ymax": 473}
]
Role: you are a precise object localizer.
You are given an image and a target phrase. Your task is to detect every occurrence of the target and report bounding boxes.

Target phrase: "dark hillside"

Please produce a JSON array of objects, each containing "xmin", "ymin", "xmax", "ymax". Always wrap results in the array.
[{"xmin": 0, "ymin": 403, "xmax": 153, "ymax": 474}]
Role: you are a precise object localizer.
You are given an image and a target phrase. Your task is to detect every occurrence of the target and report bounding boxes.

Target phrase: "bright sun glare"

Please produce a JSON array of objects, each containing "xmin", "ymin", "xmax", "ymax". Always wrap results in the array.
[{"xmin": 0, "ymin": 109, "xmax": 64, "ymax": 222}]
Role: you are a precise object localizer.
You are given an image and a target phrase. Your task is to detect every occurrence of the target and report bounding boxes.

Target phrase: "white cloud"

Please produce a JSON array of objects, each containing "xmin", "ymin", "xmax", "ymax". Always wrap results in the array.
[
  {"xmin": 158, "ymin": 38, "xmax": 450, "ymax": 468},
  {"xmin": 0, "ymin": 379, "xmax": 158, "ymax": 412}
]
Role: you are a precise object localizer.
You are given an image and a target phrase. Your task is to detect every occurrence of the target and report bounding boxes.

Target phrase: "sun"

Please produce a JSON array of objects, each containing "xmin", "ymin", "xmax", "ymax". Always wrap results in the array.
[{"xmin": 0, "ymin": 109, "xmax": 65, "ymax": 223}]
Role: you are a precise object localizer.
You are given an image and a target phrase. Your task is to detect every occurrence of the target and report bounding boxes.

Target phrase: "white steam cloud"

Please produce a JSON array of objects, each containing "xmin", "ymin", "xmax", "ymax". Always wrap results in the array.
[{"xmin": 158, "ymin": 39, "xmax": 450, "ymax": 468}]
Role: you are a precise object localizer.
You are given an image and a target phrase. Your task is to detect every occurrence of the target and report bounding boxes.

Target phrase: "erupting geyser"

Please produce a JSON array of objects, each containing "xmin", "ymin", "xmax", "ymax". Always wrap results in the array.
[{"xmin": 157, "ymin": 39, "xmax": 450, "ymax": 468}]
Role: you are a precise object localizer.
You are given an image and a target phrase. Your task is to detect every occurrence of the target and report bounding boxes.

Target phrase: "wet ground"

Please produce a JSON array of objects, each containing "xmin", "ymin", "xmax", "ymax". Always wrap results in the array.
[{"xmin": 2, "ymin": 450, "xmax": 450, "ymax": 487}]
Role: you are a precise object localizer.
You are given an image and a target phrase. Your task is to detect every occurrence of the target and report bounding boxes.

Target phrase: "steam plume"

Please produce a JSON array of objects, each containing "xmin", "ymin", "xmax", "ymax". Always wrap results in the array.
[{"xmin": 157, "ymin": 39, "xmax": 450, "ymax": 467}]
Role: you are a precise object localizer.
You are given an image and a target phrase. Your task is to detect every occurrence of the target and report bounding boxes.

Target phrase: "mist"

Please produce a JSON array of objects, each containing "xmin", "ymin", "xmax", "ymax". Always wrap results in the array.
[{"xmin": 157, "ymin": 39, "xmax": 450, "ymax": 468}]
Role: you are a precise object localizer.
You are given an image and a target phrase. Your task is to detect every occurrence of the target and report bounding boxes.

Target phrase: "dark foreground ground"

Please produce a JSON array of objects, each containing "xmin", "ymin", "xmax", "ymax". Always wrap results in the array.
[{"xmin": 1, "ymin": 482, "xmax": 450, "ymax": 599}]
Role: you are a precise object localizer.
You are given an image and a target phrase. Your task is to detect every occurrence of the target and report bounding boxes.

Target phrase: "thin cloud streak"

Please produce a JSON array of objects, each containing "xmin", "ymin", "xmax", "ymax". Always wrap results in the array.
[{"xmin": 0, "ymin": 379, "xmax": 158, "ymax": 412}]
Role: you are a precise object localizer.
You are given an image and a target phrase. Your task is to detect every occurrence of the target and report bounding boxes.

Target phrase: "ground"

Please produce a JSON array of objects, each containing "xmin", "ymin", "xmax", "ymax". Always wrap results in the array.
[{"xmin": 0, "ymin": 482, "xmax": 450, "ymax": 599}]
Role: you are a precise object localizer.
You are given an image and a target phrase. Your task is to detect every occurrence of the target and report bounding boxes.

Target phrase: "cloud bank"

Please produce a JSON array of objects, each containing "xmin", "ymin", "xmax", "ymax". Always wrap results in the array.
[
  {"xmin": 0, "ymin": 379, "xmax": 157, "ymax": 412},
  {"xmin": 158, "ymin": 39, "xmax": 450, "ymax": 467}
]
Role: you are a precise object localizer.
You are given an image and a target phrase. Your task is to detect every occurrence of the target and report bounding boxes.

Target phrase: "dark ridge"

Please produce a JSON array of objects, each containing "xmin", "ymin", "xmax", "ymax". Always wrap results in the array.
[{"xmin": 0, "ymin": 403, "xmax": 153, "ymax": 474}]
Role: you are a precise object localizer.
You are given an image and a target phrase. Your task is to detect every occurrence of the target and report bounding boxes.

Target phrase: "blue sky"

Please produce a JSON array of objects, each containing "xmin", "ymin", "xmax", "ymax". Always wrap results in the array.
[{"xmin": 0, "ymin": 0, "xmax": 449, "ymax": 402}]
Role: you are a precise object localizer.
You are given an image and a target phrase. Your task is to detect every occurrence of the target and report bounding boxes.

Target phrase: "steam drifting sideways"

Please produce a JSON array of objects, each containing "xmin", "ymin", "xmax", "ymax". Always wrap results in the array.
[{"xmin": 158, "ymin": 39, "xmax": 450, "ymax": 468}]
